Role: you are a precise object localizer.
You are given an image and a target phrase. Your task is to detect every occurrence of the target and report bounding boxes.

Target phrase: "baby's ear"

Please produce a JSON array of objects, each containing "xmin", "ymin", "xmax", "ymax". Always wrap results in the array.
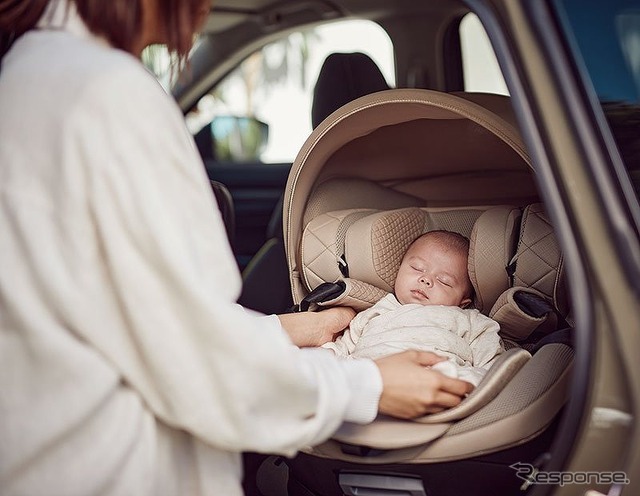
[{"xmin": 460, "ymin": 297, "xmax": 472, "ymax": 309}]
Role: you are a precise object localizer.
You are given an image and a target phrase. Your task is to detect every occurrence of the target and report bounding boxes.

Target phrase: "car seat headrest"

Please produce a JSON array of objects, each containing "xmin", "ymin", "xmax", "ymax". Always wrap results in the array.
[
  {"xmin": 311, "ymin": 52, "xmax": 390, "ymax": 128},
  {"xmin": 301, "ymin": 206, "xmax": 519, "ymax": 312},
  {"xmin": 300, "ymin": 204, "xmax": 569, "ymax": 340}
]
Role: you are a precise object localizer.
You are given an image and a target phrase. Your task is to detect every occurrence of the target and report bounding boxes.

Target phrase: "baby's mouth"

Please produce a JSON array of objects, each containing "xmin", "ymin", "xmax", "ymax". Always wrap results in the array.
[{"xmin": 411, "ymin": 289, "xmax": 428, "ymax": 300}]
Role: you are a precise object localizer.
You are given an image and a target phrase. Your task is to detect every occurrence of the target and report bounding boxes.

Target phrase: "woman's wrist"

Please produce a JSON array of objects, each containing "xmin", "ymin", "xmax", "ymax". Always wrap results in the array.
[{"xmin": 277, "ymin": 307, "xmax": 355, "ymax": 347}]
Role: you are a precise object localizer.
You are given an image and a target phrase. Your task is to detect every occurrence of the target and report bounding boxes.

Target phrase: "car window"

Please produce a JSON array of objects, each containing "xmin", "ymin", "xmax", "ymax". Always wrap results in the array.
[
  {"xmin": 553, "ymin": 0, "xmax": 640, "ymax": 204},
  {"xmin": 186, "ymin": 20, "xmax": 395, "ymax": 164},
  {"xmin": 459, "ymin": 13, "xmax": 509, "ymax": 95}
]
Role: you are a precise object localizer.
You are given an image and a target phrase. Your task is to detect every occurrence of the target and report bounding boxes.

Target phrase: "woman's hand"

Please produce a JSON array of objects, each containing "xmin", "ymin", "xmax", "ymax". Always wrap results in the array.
[
  {"xmin": 375, "ymin": 351, "xmax": 474, "ymax": 419},
  {"xmin": 277, "ymin": 307, "xmax": 356, "ymax": 347}
]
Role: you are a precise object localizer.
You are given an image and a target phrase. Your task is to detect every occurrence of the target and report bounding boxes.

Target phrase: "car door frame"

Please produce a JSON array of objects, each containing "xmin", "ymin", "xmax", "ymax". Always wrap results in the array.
[{"xmin": 471, "ymin": 0, "xmax": 640, "ymax": 494}]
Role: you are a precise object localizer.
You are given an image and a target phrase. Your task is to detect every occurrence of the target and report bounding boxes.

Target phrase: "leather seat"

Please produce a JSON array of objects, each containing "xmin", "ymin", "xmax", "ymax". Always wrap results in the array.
[{"xmin": 210, "ymin": 180, "xmax": 235, "ymax": 248}]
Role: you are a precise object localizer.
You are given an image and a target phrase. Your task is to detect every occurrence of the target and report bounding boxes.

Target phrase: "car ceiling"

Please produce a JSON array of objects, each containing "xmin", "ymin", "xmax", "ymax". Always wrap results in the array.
[
  {"xmin": 201, "ymin": 0, "xmax": 461, "ymax": 34},
  {"xmin": 176, "ymin": 0, "xmax": 468, "ymax": 110}
]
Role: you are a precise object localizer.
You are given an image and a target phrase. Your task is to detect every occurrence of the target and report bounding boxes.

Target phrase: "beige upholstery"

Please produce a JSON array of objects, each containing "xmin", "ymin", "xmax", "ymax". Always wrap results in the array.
[
  {"xmin": 511, "ymin": 203, "xmax": 569, "ymax": 319},
  {"xmin": 312, "ymin": 343, "xmax": 572, "ymax": 463},
  {"xmin": 295, "ymin": 202, "xmax": 570, "ymax": 454},
  {"xmin": 302, "ymin": 207, "xmax": 486, "ymax": 297},
  {"xmin": 469, "ymin": 206, "xmax": 522, "ymax": 313}
]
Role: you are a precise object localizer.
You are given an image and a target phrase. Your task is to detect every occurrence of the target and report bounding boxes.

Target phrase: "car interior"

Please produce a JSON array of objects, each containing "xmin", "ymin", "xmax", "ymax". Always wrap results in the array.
[
  {"xmin": 165, "ymin": 0, "xmax": 640, "ymax": 494},
  {"xmin": 185, "ymin": 9, "xmax": 571, "ymax": 496},
  {"xmin": 236, "ymin": 51, "xmax": 394, "ymax": 315},
  {"xmin": 269, "ymin": 88, "xmax": 572, "ymax": 496}
]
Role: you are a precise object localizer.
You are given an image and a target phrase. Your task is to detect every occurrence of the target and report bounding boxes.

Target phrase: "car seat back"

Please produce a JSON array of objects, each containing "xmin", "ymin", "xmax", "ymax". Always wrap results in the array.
[
  {"xmin": 300, "ymin": 206, "xmax": 515, "ymax": 310},
  {"xmin": 311, "ymin": 52, "xmax": 391, "ymax": 128},
  {"xmin": 210, "ymin": 180, "xmax": 235, "ymax": 248}
]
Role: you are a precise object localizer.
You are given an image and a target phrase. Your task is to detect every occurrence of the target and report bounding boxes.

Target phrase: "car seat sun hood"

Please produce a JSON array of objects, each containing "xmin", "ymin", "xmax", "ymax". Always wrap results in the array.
[{"xmin": 284, "ymin": 89, "xmax": 536, "ymax": 303}]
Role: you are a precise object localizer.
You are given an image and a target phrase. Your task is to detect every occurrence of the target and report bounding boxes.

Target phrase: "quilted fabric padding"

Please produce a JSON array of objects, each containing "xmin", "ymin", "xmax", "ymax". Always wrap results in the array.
[
  {"xmin": 302, "ymin": 206, "xmax": 488, "ymax": 298},
  {"xmin": 511, "ymin": 203, "xmax": 568, "ymax": 316},
  {"xmin": 370, "ymin": 208, "xmax": 426, "ymax": 288},
  {"xmin": 301, "ymin": 209, "xmax": 374, "ymax": 291}
]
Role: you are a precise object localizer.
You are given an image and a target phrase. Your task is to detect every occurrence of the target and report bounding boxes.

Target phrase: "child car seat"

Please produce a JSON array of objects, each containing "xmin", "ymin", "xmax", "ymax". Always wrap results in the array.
[{"xmin": 274, "ymin": 89, "xmax": 573, "ymax": 496}]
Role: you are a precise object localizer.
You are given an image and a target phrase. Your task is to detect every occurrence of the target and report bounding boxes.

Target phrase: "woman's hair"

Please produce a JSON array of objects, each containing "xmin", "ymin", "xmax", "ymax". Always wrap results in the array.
[{"xmin": 0, "ymin": 0, "xmax": 208, "ymax": 59}]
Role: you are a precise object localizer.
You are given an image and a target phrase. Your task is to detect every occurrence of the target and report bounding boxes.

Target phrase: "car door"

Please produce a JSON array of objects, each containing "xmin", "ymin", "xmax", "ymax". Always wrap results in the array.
[{"xmin": 479, "ymin": 0, "xmax": 640, "ymax": 493}]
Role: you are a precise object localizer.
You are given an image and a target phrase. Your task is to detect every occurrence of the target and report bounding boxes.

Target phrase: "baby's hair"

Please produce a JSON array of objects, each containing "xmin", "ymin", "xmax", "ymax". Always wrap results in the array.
[{"xmin": 410, "ymin": 230, "xmax": 470, "ymax": 256}]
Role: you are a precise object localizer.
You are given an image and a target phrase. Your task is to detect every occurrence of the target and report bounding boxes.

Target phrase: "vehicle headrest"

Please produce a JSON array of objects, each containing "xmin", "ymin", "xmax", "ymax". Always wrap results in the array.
[{"xmin": 311, "ymin": 52, "xmax": 390, "ymax": 128}]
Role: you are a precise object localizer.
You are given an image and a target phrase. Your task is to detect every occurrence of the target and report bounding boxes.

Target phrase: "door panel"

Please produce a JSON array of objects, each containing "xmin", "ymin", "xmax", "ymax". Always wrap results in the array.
[{"xmin": 205, "ymin": 161, "xmax": 290, "ymax": 270}]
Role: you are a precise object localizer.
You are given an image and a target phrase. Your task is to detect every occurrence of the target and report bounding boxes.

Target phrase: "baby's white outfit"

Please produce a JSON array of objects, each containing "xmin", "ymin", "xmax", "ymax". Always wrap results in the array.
[{"xmin": 323, "ymin": 294, "xmax": 504, "ymax": 386}]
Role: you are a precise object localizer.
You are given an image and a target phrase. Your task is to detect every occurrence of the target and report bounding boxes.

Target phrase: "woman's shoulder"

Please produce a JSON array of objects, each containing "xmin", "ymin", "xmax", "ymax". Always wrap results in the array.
[{"xmin": 10, "ymin": 30, "xmax": 169, "ymax": 115}]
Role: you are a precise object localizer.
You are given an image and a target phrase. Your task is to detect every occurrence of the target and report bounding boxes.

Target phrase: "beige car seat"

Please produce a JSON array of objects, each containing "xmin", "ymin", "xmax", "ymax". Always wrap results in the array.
[{"xmin": 276, "ymin": 89, "xmax": 573, "ymax": 496}]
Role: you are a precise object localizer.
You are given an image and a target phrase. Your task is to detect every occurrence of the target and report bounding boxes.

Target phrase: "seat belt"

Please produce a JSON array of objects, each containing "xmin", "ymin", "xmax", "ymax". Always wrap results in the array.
[
  {"xmin": 290, "ymin": 278, "xmax": 389, "ymax": 313},
  {"xmin": 290, "ymin": 281, "xmax": 346, "ymax": 312}
]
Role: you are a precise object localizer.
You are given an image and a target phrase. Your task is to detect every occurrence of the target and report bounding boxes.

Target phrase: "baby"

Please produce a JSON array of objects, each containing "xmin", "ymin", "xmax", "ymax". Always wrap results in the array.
[{"xmin": 322, "ymin": 230, "xmax": 504, "ymax": 386}]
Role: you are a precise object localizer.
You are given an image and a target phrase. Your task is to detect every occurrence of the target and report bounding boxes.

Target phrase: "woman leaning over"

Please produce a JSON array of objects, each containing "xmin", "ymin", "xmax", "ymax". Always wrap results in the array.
[{"xmin": 0, "ymin": 1, "xmax": 473, "ymax": 494}]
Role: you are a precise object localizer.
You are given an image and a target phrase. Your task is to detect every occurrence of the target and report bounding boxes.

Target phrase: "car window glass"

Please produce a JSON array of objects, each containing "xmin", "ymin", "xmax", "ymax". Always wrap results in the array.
[
  {"xmin": 186, "ymin": 20, "xmax": 395, "ymax": 164},
  {"xmin": 459, "ymin": 13, "xmax": 509, "ymax": 95},
  {"xmin": 553, "ymin": 0, "xmax": 640, "ymax": 203}
]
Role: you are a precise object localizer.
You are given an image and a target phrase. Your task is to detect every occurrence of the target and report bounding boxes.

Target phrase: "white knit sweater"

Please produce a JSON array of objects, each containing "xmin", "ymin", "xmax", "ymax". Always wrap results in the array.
[{"xmin": 0, "ymin": 2, "xmax": 381, "ymax": 495}]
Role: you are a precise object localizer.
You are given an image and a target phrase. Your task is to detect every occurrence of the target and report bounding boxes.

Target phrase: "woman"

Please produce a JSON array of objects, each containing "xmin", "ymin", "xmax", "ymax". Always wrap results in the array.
[{"xmin": 0, "ymin": 1, "xmax": 473, "ymax": 494}]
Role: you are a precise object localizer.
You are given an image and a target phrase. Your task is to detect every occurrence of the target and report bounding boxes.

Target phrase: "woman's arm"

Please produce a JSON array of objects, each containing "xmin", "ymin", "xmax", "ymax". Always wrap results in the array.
[{"xmin": 277, "ymin": 307, "xmax": 355, "ymax": 347}]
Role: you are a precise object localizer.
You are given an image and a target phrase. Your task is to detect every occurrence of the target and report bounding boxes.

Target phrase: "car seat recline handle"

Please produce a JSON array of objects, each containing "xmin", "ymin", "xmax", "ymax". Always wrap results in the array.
[{"xmin": 339, "ymin": 473, "xmax": 427, "ymax": 496}]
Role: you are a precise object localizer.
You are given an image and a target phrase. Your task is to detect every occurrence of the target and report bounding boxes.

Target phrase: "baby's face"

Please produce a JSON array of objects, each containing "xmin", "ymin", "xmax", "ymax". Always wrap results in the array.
[{"xmin": 394, "ymin": 237, "xmax": 472, "ymax": 307}]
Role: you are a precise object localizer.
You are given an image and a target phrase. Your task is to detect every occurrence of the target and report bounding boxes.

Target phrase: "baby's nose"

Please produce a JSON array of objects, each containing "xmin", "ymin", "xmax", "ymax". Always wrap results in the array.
[{"xmin": 419, "ymin": 275, "xmax": 432, "ymax": 286}]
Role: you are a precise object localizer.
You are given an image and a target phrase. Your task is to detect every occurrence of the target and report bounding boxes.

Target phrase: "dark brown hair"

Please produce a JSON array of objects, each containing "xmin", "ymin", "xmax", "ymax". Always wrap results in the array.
[
  {"xmin": 412, "ymin": 230, "xmax": 471, "ymax": 258},
  {"xmin": 0, "ymin": 0, "xmax": 208, "ymax": 59}
]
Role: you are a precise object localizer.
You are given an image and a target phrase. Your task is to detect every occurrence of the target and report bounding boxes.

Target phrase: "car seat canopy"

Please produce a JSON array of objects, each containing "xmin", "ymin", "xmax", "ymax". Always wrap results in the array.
[{"xmin": 285, "ymin": 89, "xmax": 537, "ymax": 305}]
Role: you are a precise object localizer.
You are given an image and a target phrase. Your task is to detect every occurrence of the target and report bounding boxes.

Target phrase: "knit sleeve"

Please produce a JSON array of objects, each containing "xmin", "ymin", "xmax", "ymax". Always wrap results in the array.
[{"xmin": 64, "ymin": 60, "xmax": 381, "ymax": 455}]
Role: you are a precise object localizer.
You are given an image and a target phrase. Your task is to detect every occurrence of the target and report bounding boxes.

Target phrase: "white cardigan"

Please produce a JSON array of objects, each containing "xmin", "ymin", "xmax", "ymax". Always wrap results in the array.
[{"xmin": 0, "ymin": 3, "xmax": 381, "ymax": 495}]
